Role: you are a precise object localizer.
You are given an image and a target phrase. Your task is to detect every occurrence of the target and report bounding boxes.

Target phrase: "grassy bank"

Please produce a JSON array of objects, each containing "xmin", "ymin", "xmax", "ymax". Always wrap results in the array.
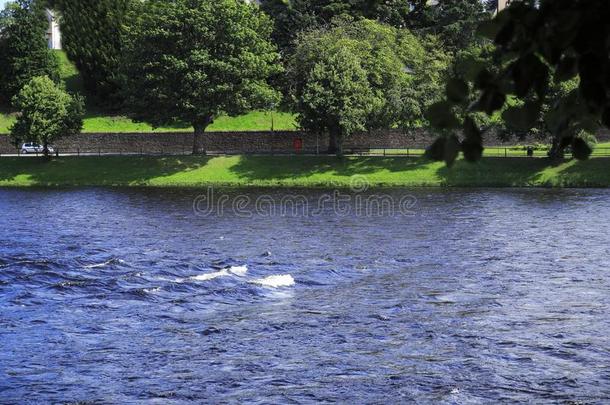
[
  {"xmin": 0, "ymin": 51, "xmax": 298, "ymax": 133},
  {"xmin": 0, "ymin": 108, "xmax": 297, "ymax": 134},
  {"xmin": 0, "ymin": 155, "xmax": 609, "ymax": 188}
]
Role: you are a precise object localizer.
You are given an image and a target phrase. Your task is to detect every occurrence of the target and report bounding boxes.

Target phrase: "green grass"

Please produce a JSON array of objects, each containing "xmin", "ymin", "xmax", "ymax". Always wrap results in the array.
[
  {"xmin": 0, "ymin": 51, "xmax": 298, "ymax": 134},
  {"xmin": 0, "ymin": 155, "xmax": 609, "ymax": 188},
  {"xmin": 1, "ymin": 106, "xmax": 297, "ymax": 134},
  {"xmin": 371, "ymin": 143, "xmax": 610, "ymax": 158}
]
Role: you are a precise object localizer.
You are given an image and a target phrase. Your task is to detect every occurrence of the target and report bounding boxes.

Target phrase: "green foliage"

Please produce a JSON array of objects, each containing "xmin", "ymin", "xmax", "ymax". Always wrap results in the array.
[
  {"xmin": 299, "ymin": 47, "xmax": 373, "ymax": 154},
  {"xmin": 414, "ymin": 0, "xmax": 492, "ymax": 53},
  {"xmin": 260, "ymin": 0, "xmax": 491, "ymax": 55},
  {"xmin": 0, "ymin": 0, "xmax": 59, "ymax": 104},
  {"xmin": 10, "ymin": 75, "xmax": 84, "ymax": 155},
  {"xmin": 429, "ymin": 0, "xmax": 610, "ymax": 163},
  {"xmin": 397, "ymin": 35, "xmax": 451, "ymax": 130},
  {"xmin": 53, "ymin": 0, "xmax": 134, "ymax": 106},
  {"xmin": 122, "ymin": 0, "xmax": 281, "ymax": 154},
  {"xmin": 290, "ymin": 19, "xmax": 440, "ymax": 154},
  {"xmin": 0, "ymin": 1, "xmax": 19, "ymax": 27}
]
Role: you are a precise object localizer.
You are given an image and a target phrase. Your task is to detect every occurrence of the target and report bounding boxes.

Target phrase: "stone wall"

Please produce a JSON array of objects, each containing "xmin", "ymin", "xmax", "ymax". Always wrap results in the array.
[
  {"xmin": 0, "ymin": 130, "xmax": 439, "ymax": 154},
  {"xmin": 1, "ymin": 129, "xmax": 608, "ymax": 155}
]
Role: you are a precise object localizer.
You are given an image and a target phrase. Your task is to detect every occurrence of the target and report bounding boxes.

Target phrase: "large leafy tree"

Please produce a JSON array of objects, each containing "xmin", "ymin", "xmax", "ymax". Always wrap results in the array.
[
  {"xmin": 290, "ymin": 19, "xmax": 438, "ymax": 154},
  {"xmin": 52, "ymin": 0, "xmax": 134, "ymax": 106},
  {"xmin": 122, "ymin": 0, "xmax": 281, "ymax": 154},
  {"xmin": 427, "ymin": 0, "xmax": 610, "ymax": 164},
  {"xmin": 0, "ymin": 1, "xmax": 19, "ymax": 28},
  {"xmin": 260, "ymin": 0, "xmax": 409, "ymax": 54},
  {"xmin": 11, "ymin": 75, "xmax": 84, "ymax": 156},
  {"xmin": 260, "ymin": 0, "xmax": 492, "ymax": 55},
  {"xmin": 0, "ymin": 0, "xmax": 59, "ymax": 104},
  {"xmin": 415, "ymin": 0, "xmax": 492, "ymax": 53}
]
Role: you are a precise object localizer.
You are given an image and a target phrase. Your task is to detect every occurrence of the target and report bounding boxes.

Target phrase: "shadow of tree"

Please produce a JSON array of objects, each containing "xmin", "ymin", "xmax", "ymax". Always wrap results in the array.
[
  {"xmin": 230, "ymin": 155, "xmax": 432, "ymax": 181},
  {"xmin": 436, "ymin": 157, "xmax": 610, "ymax": 187},
  {"xmin": 0, "ymin": 155, "xmax": 608, "ymax": 188},
  {"xmin": 0, "ymin": 156, "xmax": 212, "ymax": 186}
]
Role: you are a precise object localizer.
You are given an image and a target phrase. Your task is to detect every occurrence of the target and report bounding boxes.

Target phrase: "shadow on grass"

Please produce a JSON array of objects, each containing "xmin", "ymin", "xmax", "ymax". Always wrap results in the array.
[
  {"xmin": 0, "ymin": 156, "xmax": 213, "ymax": 186},
  {"xmin": 0, "ymin": 155, "xmax": 608, "ymax": 188},
  {"xmin": 436, "ymin": 157, "xmax": 610, "ymax": 187},
  {"xmin": 229, "ymin": 155, "xmax": 432, "ymax": 181}
]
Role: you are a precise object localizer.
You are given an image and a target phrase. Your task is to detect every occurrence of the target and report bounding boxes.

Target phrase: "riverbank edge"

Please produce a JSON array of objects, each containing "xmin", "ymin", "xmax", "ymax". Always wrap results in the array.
[{"xmin": 0, "ymin": 156, "xmax": 609, "ymax": 188}]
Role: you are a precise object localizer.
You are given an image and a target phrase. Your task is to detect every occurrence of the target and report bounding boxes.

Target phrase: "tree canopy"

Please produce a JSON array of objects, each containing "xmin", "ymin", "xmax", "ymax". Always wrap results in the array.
[
  {"xmin": 260, "ymin": 0, "xmax": 493, "ymax": 55},
  {"xmin": 290, "ymin": 19, "xmax": 446, "ymax": 154},
  {"xmin": 52, "ymin": 0, "xmax": 134, "ymax": 106},
  {"xmin": 122, "ymin": 0, "xmax": 281, "ymax": 154},
  {"xmin": 427, "ymin": 0, "xmax": 610, "ymax": 164},
  {"xmin": 0, "ymin": 0, "xmax": 59, "ymax": 104},
  {"xmin": 10, "ymin": 75, "xmax": 84, "ymax": 156}
]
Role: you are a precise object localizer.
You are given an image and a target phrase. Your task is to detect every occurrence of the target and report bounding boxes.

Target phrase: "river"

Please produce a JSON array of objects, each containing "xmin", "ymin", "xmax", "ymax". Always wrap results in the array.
[{"xmin": 0, "ymin": 188, "xmax": 608, "ymax": 403}]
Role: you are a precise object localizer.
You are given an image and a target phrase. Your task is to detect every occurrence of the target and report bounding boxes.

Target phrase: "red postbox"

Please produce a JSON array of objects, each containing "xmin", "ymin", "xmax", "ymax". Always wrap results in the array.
[{"xmin": 293, "ymin": 138, "xmax": 303, "ymax": 153}]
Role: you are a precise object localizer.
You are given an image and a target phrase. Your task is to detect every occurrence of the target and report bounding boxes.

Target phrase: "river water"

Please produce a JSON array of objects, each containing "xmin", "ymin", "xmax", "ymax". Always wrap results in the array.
[{"xmin": 0, "ymin": 188, "xmax": 608, "ymax": 403}]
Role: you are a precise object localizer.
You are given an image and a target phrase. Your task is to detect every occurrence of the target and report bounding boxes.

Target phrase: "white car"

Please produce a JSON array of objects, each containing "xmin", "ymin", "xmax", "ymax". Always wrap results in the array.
[{"xmin": 20, "ymin": 143, "xmax": 54, "ymax": 154}]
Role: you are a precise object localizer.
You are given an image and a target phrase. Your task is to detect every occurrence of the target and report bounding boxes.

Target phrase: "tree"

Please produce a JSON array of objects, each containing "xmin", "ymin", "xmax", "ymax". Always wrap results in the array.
[
  {"xmin": 0, "ymin": 1, "xmax": 19, "ymax": 28},
  {"xmin": 52, "ymin": 0, "xmax": 135, "ymax": 105},
  {"xmin": 10, "ymin": 75, "xmax": 84, "ymax": 156},
  {"xmin": 290, "ymin": 19, "xmax": 437, "ymax": 154},
  {"xmin": 0, "ymin": 0, "xmax": 59, "ymax": 104},
  {"xmin": 397, "ymin": 35, "xmax": 451, "ymax": 131},
  {"xmin": 122, "ymin": 0, "xmax": 281, "ymax": 154},
  {"xmin": 260, "ymin": 0, "xmax": 412, "ymax": 54},
  {"xmin": 427, "ymin": 0, "xmax": 610, "ymax": 163},
  {"xmin": 412, "ymin": 0, "xmax": 492, "ymax": 53},
  {"xmin": 260, "ymin": 0, "xmax": 491, "ymax": 55},
  {"xmin": 298, "ymin": 47, "xmax": 374, "ymax": 155}
]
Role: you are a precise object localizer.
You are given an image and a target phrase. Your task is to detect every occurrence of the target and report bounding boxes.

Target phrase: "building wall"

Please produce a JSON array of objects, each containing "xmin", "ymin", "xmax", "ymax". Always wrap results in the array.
[
  {"xmin": 45, "ymin": 9, "xmax": 61, "ymax": 50},
  {"xmin": 497, "ymin": 0, "xmax": 511, "ymax": 12}
]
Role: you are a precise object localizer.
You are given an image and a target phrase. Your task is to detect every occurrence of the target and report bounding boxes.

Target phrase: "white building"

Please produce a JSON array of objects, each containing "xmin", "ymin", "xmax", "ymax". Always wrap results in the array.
[
  {"xmin": 497, "ymin": 0, "xmax": 512, "ymax": 12},
  {"xmin": 45, "ymin": 9, "xmax": 61, "ymax": 50}
]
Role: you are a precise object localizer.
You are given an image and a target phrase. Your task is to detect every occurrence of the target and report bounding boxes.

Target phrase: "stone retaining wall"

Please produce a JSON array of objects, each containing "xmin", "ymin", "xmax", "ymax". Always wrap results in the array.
[{"xmin": 1, "ymin": 129, "xmax": 608, "ymax": 155}]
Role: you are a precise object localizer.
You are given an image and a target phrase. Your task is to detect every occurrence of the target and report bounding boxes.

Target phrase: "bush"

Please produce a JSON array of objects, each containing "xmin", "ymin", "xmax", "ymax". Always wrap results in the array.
[{"xmin": 10, "ymin": 76, "xmax": 84, "ymax": 156}]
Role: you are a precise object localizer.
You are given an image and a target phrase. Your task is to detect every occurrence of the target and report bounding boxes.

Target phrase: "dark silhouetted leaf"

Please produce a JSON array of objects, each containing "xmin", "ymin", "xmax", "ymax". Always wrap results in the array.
[
  {"xmin": 572, "ymin": 137, "xmax": 592, "ymax": 160},
  {"xmin": 476, "ymin": 89, "xmax": 506, "ymax": 115},
  {"xmin": 494, "ymin": 21, "xmax": 515, "ymax": 46},
  {"xmin": 425, "ymin": 135, "xmax": 461, "ymax": 166},
  {"xmin": 474, "ymin": 69, "xmax": 494, "ymax": 90},
  {"xmin": 559, "ymin": 136, "xmax": 574, "ymax": 149},
  {"xmin": 477, "ymin": 19, "xmax": 502, "ymax": 40},
  {"xmin": 444, "ymin": 134, "xmax": 461, "ymax": 167},
  {"xmin": 425, "ymin": 137, "xmax": 445, "ymax": 161},
  {"xmin": 502, "ymin": 101, "xmax": 541, "ymax": 131},
  {"xmin": 511, "ymin": 54, "xmax": 549, "ymax": 98},
  {"xmin": 580, "ymin": 80, "xmax": 607, "ymax": 111},
  {"xmin": 446, "ymin": 78, "xmax": 469, "ymax": 103},
  {"xmin": 555, "ymin": 56, "xmax": 578, "ymax": 82},
  {"xmin": 463, "ymin": 116, "xmax": 482, "ymax": 143},
  {"xmin": 462, "ymin": 140, "xmax": 483, "ymax": 162},
  {"xmin": 426, "ymin": 101, "xmax": 460, "ymax": 129}
]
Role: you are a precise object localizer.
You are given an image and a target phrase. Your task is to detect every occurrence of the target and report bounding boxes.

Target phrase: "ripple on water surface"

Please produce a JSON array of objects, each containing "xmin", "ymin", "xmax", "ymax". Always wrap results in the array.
[{"xmin": 0, "ymin": 188, "xmax": 609, "ymax": 403}]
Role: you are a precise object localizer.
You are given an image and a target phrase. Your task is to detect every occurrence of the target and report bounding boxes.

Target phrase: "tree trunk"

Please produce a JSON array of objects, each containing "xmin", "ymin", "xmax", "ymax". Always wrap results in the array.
[
  {"xmin": 43, "ymin": 139, "xmax": 50, "ymax": 159},
  {"xmin": 192, "ymin": 117, "xmax": 212, "ymax": 155},
  {"xmin": 548, "ymin": 136, "xmax": 564, "ymax": 160},
  {"xmin": 328, "ymin": 130, "xmax": 344, "ymax": 156}
]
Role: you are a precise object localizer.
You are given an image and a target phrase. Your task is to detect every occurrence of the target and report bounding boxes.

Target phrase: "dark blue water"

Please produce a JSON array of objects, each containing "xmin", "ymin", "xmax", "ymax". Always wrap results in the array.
[{"xmin": 0, "ymin": 188, "xmax": 609, "ymax": 403}]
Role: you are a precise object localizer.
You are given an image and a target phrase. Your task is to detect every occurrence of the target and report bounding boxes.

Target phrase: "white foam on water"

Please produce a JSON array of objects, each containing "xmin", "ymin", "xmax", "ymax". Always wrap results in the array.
[
  {"xmin": 83, "ymin": 258, "xmax": 125, "ymax": 269},
  {"xmin": 144, "ymin": 287, "xmax": 161, "ymax": 294},
  {"xmin": 251, "ymin": 274, "xmax": 295, "ymax": 288},
  {"xmin": 228, "ymin": 265, "xmax": 248, "ymax": 277},
  {"xmin": 190, "ymin": 269, "xmax": 229, "ymax": 281}
]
